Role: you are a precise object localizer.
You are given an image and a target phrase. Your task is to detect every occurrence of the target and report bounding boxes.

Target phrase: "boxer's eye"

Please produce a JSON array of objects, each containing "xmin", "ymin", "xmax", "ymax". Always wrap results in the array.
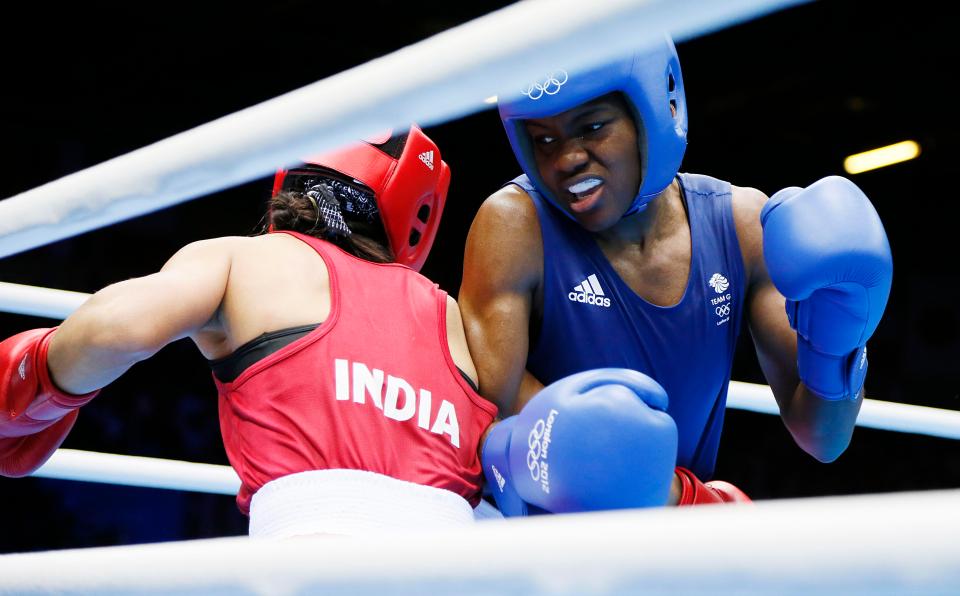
[
  {"xmin": 534, "ymin": 134, "xmax": 556, "ymax": 146},
  {"xmin": 582, "ymin": 121, "xmax": 607, "ymax": 136}
]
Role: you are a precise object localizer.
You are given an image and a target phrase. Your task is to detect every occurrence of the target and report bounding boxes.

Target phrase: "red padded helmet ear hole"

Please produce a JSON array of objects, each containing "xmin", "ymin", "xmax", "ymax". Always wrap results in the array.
[
  {"xmin": 409, "ymin": 229, "xmax": 422, "ymax": 247},
  {"xmin": 416, "ymin": 205, "xmax": 430, "ymax": 223}
]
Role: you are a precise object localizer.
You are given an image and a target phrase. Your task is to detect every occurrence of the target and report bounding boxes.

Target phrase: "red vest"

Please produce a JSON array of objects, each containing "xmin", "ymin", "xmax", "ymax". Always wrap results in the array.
[{"xmin": 215, "ymin": 232, "xmax": 497, "ymax": 514}]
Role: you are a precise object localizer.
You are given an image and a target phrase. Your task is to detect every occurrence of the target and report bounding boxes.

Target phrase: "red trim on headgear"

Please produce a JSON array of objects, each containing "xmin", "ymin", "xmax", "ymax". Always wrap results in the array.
[{"xmin": 272, "ymin": 125, "xmax": 450, "ymax": 271}]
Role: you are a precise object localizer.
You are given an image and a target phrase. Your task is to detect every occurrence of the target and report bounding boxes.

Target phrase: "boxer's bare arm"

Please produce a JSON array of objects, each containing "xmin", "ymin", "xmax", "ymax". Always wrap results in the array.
[
  {"xmin": 732, "ymin": 186, "xmax": 799, "ymax": 394},
  {"xmin": 47, "ymin": 238, "xmax": 234, "ymax": 394},
  {"xmin": 460, "ymin": 186, "xmax": 543, "ymax": 414},
  {"xmin": 732, "ymin": 185, "xmax": 861, "ymax": 462},
  {"xmin": 445, "ymin": 295, "xmax": 479, "ymax": 388}
]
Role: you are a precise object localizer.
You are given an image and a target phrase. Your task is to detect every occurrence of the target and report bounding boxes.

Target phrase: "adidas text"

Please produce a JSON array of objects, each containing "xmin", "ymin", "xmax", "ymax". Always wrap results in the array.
[
  {"xmin": 568, "ymin": 291, "xmax": 611, "ymax": 307},
  {"xmin": 568, "ymin": 274, "xmax": 611, "ymax": 308}
]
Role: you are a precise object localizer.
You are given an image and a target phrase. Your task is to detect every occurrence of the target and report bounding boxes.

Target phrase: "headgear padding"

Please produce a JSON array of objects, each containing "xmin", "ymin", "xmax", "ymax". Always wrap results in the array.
[
  {"xmin": 498, "ymin": 34, "xmax": 687, "ymax": 215},
  {"xmin": 273, "ymin": 125, "xmax": 450, "ymax": 271}
]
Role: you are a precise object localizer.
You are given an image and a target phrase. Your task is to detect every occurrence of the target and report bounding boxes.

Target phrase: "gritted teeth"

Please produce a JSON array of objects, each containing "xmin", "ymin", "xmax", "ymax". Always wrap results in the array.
[{"xmin": 567, "ymin": 177, "xmax": 603, "ymax": 196}]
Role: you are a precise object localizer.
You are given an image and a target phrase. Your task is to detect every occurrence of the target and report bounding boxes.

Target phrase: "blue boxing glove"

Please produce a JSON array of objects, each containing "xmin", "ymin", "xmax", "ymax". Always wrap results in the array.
[
  {"xmin": 761, "ymin": 176, "xmax": 893, "ymax": 400},
  {"xmin": 482, "ymin": 368, "xmax": 678, "ymax": 515},
  {"xmin": 481, "ymin": 416, "xmax": 542, "ymax": 516}
]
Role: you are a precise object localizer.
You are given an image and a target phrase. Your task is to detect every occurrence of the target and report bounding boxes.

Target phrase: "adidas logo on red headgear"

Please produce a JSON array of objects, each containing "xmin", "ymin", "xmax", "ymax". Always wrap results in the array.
[{"xmin": 418, "ymin": 150, "xmax": 435, "ymax": 171}]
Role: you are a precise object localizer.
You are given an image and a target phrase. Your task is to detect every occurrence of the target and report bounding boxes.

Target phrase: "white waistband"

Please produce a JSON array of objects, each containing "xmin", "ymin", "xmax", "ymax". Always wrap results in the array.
[{"xmin": 248, "ymin": 469, "xmax": 476, "ymax": 538}]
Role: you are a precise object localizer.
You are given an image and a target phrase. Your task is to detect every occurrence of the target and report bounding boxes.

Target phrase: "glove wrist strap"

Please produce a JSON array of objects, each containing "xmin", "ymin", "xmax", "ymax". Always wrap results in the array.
[
  {"xmin": 481, "ymin": 418, "xmax": 530, "ymax": 516},
  {"xmin": 26, "ymin": 329, "xmax": 99, "ymax": 422},
  {"xmin": 797, "ymin": 337, "xmax": 867, "ymax": 401}
]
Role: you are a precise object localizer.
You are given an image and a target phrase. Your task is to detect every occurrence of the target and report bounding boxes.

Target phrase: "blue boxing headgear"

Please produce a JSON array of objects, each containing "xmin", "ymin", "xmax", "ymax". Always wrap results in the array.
[{"xmin": 498, "ymin": 35, "xmax": 687, "ymax": 216}]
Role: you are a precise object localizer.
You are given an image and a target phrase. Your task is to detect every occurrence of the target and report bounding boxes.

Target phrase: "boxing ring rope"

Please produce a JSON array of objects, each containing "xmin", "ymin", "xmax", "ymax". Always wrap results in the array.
[
  {"xmin": 0, "ymin": 281, "xmax": 88, "ymax": 319},
  {"xmin": 2, "ymin": 489, "xmax": 959, "ymax": 594},
  {"xmin": 29, "ymin": 365, "xmax": 960, "ymax": 493},
  {"xmin": 4, "ymin": 280, "xmax": 959, "ymax": 450},
  {"xmin": 6, "ymin": 273, "xmax": 951, "ymax": 491},
  {"xmin": 0, "ymin": 0, "xmax": 808, "ymax": 260},
  {"xmin": 726, "ymin": 380, "xmax": 960, "ymax": 440},
  {"xmin": 33, "ymin": 449, "xmax": 240, "ymax": 495},
  {"xmin": 4, "ymin": 0, "xmax": 958, "ymax": 592},
  {"xmin": 24, "ymin": 377, "xmax": 960, "ymax": 494}
]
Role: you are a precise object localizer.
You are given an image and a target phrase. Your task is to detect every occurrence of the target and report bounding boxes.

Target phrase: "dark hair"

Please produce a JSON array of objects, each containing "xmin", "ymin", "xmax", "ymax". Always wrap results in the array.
[{"xmin": 263, "ymin": 190, "xmax": 394, "ymax": 264}]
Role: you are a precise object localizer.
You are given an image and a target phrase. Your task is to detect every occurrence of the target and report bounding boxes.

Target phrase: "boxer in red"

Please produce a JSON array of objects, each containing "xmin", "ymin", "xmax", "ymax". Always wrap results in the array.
[{"xmin": 0, "ymin": 125, "xmax": 497, "ymax": 537}]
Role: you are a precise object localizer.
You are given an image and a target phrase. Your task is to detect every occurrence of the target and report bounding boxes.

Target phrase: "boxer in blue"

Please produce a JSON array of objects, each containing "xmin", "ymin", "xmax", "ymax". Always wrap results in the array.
[{"xmin": 462, "ymin": 35, "xmax": 893, "ymax": 514}]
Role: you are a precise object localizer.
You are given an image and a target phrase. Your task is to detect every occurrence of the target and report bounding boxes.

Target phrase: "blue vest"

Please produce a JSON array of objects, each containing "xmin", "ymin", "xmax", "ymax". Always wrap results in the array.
[{"xmin": 519, "ymin": 173, "xmax": 745, "ymax": 478}]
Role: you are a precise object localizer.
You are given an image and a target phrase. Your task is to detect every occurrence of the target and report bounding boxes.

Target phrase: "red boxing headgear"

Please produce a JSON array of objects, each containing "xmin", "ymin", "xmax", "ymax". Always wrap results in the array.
[{"xmin": 273, "ymin": 125, "xmax": 451, "ymax": 271}]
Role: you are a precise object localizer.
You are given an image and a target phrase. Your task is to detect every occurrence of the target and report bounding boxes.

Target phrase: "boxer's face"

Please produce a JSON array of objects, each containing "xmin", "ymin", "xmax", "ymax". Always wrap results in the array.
[{"xmin": 525, "ymin": 93, "xmax": 640, "ymax": 232}]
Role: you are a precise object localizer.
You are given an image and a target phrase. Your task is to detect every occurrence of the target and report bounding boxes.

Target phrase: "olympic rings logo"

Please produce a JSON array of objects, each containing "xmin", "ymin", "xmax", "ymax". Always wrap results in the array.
[
  {"xmin": 522, "ymin": 70, "xmax": 568, "ymax": 100},
  {"xmin": 527, "ymin": 419, "xmax": 547, "ymax": 481},
  {"xmin": 715, "ymin": 304, "xmax": 731, "ymax": 317}
]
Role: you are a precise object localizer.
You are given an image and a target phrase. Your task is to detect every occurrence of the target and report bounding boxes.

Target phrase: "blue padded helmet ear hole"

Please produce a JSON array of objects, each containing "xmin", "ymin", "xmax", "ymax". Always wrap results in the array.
[{"xmin": 668, "ymin": 73, "xmax": 677, "ymax": 113}]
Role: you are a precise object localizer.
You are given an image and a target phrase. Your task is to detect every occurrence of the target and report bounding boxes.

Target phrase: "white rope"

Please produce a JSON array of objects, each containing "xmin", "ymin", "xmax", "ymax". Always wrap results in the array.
[
  {"xmin": 30, "ymin": 378, "xmax": 960, "ymax": 495},
  {"xmin": 0, "ymin": 281, "xmax": 88, "ymax": 319},
  {"xmin": 729, "ymin": 381, "xmax": 960, "ymax": 441},
  {"xmin": 3, "ymin": 281, "xmax": 954, "ymax": 492},
  {"xmin": 5, "ymin": 281, "xmax": 960, "ymax": 443},
  {"xmin": 0, "ymin": 0, "xmax": 809, "ymax": 259},
  {"xmin": 1, "ymin": 488, "xmax": 958, "ymax": 594},
  {"xmin": 33, "ymin": 449, "xmax": 240, "ymax": 495}
]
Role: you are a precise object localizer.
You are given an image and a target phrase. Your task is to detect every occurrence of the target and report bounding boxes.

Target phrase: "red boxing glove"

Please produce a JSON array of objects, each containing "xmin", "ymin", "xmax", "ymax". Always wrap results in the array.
[
  {"xmin": 0, "ymin": 328, "xmax": 99, "ymax": 477},
  {"xmin": 675, "ymin": 467, "xmax": 752, "ymax": 505}
]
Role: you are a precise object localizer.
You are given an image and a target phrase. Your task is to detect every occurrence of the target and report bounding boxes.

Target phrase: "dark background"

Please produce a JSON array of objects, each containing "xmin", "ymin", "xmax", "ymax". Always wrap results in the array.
[{"xmin": 2, "ymin": 0, "xmax": 958, "ymax": 552}]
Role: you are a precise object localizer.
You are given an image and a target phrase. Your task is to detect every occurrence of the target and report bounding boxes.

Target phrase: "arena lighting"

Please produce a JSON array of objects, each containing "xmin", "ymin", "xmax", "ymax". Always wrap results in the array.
[
  {"xmin": 484, "ymin": 95, "xmax": 499, "ymax": 104},
  {"xmin": 843, "ymin": 140, "xmax": 920, "ymax": 174}
]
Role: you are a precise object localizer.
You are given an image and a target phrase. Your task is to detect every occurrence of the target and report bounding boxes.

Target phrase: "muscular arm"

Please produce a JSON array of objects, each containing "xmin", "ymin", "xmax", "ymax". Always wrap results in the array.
[
  {"xmin": 459, "ymin": 186, "xmax": 543, "ymax": 414},
  {"xmin": 444, "ymin": 295, "xmax": 479, "ymax": 389},
  {"xmin": 733, "ymin": 187, "xmax": 861, "ymax": 462},
  {"xmin": 47, "ymin": 238, "xmax": 234, "ymax": 394}
]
